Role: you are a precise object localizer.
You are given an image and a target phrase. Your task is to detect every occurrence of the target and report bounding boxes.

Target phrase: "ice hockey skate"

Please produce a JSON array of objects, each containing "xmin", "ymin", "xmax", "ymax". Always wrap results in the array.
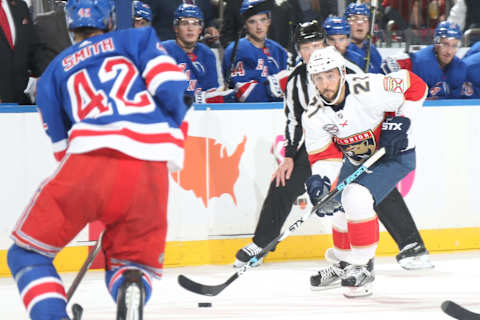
[
  {"xmin": 233, "ymin": 242, "xmax": 264, "ymax": 268},
  {"xmin": 396, "ymin": 242, "xmax": 434, "ymax": 270},
  {"xmin": 341, "ymin": 262, "xmax": 375, "ymax": 298},
  {"xmin": 116, "ymin": 270, "xmax": 145, "ymax": 320},
  {"xmin": 310, "ymin": 260, "xmax": 349, "ymax": 290}
]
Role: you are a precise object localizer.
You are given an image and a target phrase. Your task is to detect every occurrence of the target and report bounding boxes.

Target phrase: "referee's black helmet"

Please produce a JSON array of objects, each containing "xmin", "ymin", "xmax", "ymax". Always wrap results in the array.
[{"xmin": 294, "ymin": 20, "xmax": 326, "ymax": 47}]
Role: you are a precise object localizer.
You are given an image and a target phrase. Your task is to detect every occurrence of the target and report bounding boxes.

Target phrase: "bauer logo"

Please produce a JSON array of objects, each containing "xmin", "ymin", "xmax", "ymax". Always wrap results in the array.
[{"xmin": 172, "ymin": 135, "xmax": 247, "ymax": 207}]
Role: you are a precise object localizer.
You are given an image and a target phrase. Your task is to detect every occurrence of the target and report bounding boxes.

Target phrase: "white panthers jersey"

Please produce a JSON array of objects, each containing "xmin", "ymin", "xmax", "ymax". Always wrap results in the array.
[{"xmin": 303, "ymin": 69, "xmax": 427, "ymax": 181}]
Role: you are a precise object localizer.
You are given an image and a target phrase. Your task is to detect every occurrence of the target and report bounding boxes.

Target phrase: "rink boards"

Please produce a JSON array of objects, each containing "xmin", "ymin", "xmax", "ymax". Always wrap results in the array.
[{"xmin": 0, "ymin": 101, "xmax": 479, "ymax": 276}]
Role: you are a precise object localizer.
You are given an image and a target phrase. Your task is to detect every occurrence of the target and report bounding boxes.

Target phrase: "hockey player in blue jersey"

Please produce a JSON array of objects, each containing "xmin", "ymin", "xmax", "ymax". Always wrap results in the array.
[
  {"xmin": 344, "ymin": 3, "xmax": 383, "ymax": 74},
  {"xmin": 163, "ymin": 4, "xmax": 236, "ymax": 103},
  {"xmin": 411, "ymin": 21, "xmax": 467, "ymax": 99},
  {"xmin": 463, "ymin": 41, "xmax": 480, "ymax": 59},
  {"xmin": 7, "ymin": 0, "xmax": 189, "ymax": 319},
  {"xmin": 323, "ymin": 16, "xmax": 365, "ymax": 74},
  {"xmin": 462, "ymin": 52, "xmax": 480, "ymax": 98},
  {"xmin": 222, "ymin": 0, "xmax": 290, "ymax": 102},
  {"xmin": 133, "ymin": 0, "xmax": 152, "ymax": 28}
]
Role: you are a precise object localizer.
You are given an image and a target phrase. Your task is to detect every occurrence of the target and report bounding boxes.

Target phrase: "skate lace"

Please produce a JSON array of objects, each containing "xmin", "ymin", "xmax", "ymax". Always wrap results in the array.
[
  {"xmin": 320, "ymin": 264, "xmax": 344, "ymax": 280},
  {"xmin": 243, "ymin": 243, "xmax": 263, "ymax": 257}
]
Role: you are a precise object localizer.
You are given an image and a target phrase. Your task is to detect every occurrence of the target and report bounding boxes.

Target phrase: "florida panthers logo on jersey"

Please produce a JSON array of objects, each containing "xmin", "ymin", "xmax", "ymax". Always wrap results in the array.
[
  {"xmin": 334, "ymin": 130, "xmax": 376, "ymax": 163},
  {"xmin": 383, "ymin": 76, "xmax": 404, "ymax": 94}
]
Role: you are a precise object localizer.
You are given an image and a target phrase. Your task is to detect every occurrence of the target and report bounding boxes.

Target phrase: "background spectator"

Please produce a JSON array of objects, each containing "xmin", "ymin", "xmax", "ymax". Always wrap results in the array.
[
  {"xmin": 144, "ymin": 0, "xmax": 219, "ymax": 46},
  {"xmin": 447, "ymin": 0, "xmax": 480, "ymax": 31},
  {"xmin": 34, "ymin": 0, "xmax": 72, "ymax": 66},
  {"xmin": 0, "ymin": 0, "xmax": 48, "ymax": 104}
]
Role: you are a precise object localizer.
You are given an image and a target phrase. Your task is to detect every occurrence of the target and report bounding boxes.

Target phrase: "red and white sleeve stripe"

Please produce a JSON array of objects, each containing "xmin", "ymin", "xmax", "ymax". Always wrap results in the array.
[{"xmin": 142, "ymin": 55, "xmax": 187, "ymax": 95}]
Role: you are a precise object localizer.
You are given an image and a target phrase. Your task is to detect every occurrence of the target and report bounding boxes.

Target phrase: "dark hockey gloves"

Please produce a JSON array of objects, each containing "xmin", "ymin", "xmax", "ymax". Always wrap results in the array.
[
  {"xmin": 379, "ymin": 116, "xmax": 411, "ymax": 158},
  {"xmin": 305, "ymin": 175, "xmax": 343, "ymax": 217}
]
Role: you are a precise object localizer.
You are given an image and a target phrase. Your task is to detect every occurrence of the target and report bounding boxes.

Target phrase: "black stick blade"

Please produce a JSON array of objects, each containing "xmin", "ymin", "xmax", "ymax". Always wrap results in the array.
[
  {"xmin": 441, "ymin": 300, "xmax": 480, "ymax": 320},
  {"xmin": 178, "ymin": 273, "xmax": 239, "ymax": 296}
]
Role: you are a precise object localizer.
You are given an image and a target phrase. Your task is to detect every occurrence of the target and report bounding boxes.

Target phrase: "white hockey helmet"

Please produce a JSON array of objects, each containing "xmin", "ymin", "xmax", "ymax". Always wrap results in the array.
[{"xmin": 307, "ymin": 46, "xmax": 346, "ymax": 105}]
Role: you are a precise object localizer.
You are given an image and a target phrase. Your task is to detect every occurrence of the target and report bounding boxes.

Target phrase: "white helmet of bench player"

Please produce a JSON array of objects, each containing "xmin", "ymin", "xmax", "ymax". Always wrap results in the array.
[{"xmin": 307, "ymin": 46, "xmax": 347, "ymax": 105}]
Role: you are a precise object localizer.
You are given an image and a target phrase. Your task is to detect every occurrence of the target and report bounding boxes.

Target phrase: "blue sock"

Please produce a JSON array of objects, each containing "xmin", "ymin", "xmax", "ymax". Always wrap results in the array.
[
  {"xmin": 7, "ymin": 244, "xmax": 69, "ymax": 320},
  {"xmin": 105, "ymin": 266, "xmax": 152, "ymax": 304}
]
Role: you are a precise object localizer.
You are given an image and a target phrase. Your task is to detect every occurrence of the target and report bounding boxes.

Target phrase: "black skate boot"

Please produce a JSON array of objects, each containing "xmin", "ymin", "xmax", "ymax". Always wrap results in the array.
[
  {"xmin": 233, "ymin": 242, "xmax": 264, "ymax": 268},
  {"xmin": 310, "ymin": 260, "xmax": 349, "ymax": 291},
  {"xmin": 116, "ymin": 270, "xmax": 145, "ymax": 320},
  {"xmin": 341, "ymin": 259, "xmax": 375, "ymax": 298},
  {"xmin": 396, "ymin": 242, "xmax": 434, "ymax": 270}
]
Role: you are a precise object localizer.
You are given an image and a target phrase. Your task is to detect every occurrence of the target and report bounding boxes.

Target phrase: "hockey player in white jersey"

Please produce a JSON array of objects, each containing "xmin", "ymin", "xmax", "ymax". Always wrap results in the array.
[{"xmin": 303, "ymin": 46, "xmax": 427, "ymax": 297}]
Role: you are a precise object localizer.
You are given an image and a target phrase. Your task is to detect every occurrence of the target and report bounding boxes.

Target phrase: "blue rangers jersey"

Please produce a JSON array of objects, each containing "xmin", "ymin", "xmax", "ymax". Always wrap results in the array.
[
  {"xmin": 463, "ymin": 41, "xmax": 480, "ymax": 59},
  {"xmin": 161, "ymin": 40, "xmax": 219, "ymax": 96},
  {"xmin": 222, "ymin": 37, "xmax": 288, "ymax": 102},
  {"xmin": 411, "ymin": 45, "xmax": 467, "ymax": 99},
  {"xmin": 36, "ymin": 27, "xmax": 189, "ymax": 171},
  {"xmin": 346, "ymin": 41, "xmax": 383, "ymax": 74},
  {"xmin": 462, "ymin": 52, "xmax": 480, "ymax": 98}
]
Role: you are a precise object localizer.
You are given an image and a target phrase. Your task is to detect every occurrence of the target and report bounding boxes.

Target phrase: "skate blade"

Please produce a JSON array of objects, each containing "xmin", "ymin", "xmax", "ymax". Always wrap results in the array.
[
  {"xmin": 398, "ymin": 255, "xmax": 435, "ymax": 271},
  {"xmin": 125, "ymin": 285, "xmax": 141, "ymax": 320},
  {"xmin": 310, "ymin": 282, "xmax": 341, "ymax": 291},
  {"xmin": 343, "ymin": 282, "xmax": 373, "ymax": 298},
  {"xmin": 233, "ymin": 258, "xmax": 263, "ymax": 269}
]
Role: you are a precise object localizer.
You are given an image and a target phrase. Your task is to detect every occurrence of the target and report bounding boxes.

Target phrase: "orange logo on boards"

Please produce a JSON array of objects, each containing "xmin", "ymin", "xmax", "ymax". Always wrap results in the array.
[{"xmin": 172, "ymin": 135, "xmax": 247, "ymax": 207}]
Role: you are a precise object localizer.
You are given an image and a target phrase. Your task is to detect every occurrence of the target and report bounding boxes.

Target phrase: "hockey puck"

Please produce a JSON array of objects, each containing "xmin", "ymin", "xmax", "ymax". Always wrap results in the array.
[{"xmin": 198, "ymin": 302, "xmax": 212, "ymax": 308}]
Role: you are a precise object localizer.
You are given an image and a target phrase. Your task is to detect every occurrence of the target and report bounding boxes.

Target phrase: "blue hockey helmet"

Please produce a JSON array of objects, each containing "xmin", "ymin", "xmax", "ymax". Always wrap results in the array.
[
  {"xmin": 173, "ymin": 4, "xmax": 204, "ymax": 25},
  {"xmin": 133, "ymin": 1, "xmax": 152, "ymax": 22},
  {"xmin": 240, "ymin": 0, "xmax": 270, "ymax": 17},
  {"xmin": 66, "ymin": 0, "xmax": 114, "ymax": 30},
  {"xmin": 434, "ymin": 21, "xmax": 462, "ymax": 41},
  {"xmin": 344, "ymin": 2, "xmax": 371, "ymax": 18},
  {"xmin": 323, "ymin": 16, "xmax": 350, "ymax": 36}
]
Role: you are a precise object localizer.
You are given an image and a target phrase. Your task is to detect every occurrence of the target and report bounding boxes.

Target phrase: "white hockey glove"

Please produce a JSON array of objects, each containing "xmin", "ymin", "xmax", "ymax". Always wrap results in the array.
[
  {"xmin": 194, "ymin": 90, "xmax": 206, "ymax": 104},
  {"xmin": 381, "ymin": 56, "xmax": 401, "ymax": 74},
  {"xmin": 264, "ymin": 69, "xmax": 291, "ymax": 99},
  {"xmin": 24, "ymin": 77, "xmax": 38, "ymax": 104}
]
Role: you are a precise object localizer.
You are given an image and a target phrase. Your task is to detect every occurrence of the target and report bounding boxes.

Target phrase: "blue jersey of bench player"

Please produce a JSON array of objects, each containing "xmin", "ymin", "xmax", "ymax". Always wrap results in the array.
[
  {"xmin": 222, "ymin": 37, "xmax": 288, "ymax": 102},
  {"xmin": 463, "ymin": 41, "xmax": 480, "ymax": 59},
  {"xmin": 37, "ymin": 27, "xmax": 188, "ymax": 166},
  {"xmin": 346, "ymin": 41, "xmax": 383, "ymax": 74},
  {"xmin": 462, "ymin": 52, "xmax": 480, "ymax": 98},
  {"xmin": 411, "ymin": 45, "xmax": 467, "ymax": 99},
  {"xmin": 161, "ymin": 39, "xmax": 219, "ymax": 96}
]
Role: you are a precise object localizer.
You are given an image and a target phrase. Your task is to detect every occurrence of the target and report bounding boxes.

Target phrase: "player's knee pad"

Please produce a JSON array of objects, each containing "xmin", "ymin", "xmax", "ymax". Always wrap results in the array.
[
  {"xmin": 7, "ymin": 244, "xmax": 68, "ymax": 320},
  {"xmin": 106, "ymin": 266, "xmax": 152, "ymax": 304},
  {"xmin": 341, "ymin": 183, "xmax": 375, "ymax": 221}
]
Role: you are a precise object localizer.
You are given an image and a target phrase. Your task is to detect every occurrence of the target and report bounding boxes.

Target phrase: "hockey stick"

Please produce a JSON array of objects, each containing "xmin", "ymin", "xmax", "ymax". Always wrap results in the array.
[
  {"xmin": 441, "ymin": 300, "xmax": 480, "ymax": 320},
  {"xmin": 66, "ymin": 230, "xmax": 105, "ymax": 302},
  {"xmin": 224, "ymin": 0, "xmax": 275, "ymax": 88},
  {"xmin": 177, "ymin": 148, "xmax": 386, "ymax": 296},
  {"xmin": 364, "ymin": 0, "xmax": 378, "ymax": 73}
]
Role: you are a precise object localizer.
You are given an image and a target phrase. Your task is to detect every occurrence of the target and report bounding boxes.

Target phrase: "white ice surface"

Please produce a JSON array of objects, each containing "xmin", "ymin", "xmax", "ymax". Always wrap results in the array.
[{"xmin": 1, "ymin": 251, "xmax": 479, "ymax": 319}]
